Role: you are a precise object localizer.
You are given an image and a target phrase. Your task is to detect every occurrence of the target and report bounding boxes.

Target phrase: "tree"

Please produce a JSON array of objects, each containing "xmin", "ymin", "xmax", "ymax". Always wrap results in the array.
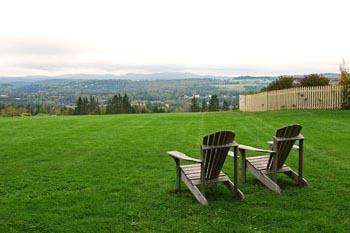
[
  {"xmin": 88, "ymin": 96, "xmax": 100, "ymax": 114},
  {"xmin": 339, "ymin": 60, "xmax": 349, "ymax": 85},
  {"xmin": 190, "ymin": 96, "xmax": 200, "ymax": 112},
  {"xmin": 265, "ymin": 76, "xmax": 295, "ymax": 91},
  {"xmin": 74, "ymin": 97, "xmax": 83, "ymax": 115},
  {"xmin": 1, "ymin": 105, "xmax": 17, "ymax": 117},
  {"xmin": 106, "ymin": 93, "xmax": 132, "ymax": 114},
  {"xmin": 339, "ymin": 60, "xmax": 350, "ymax": 109},
  {"xmin": 222, "ymin": 100, "xmax": 229, "ymax": 111},
  {"xmin": 175, "ymin": 101, "xmax": 191, "ymax": 112},
  {"xmin": 39, "ymin": 106, "xmax": 47, "ymax": 114},
  {"xmin": 0, "ymin": 104, "xmax": 27, "ymax": 117},
  {"xmin": 106, "ymin": 94, "xmax": 121, "ymax": 114},
  {"xmin": 201, "ymin": 99, "xmax": 208, "ymax": 112},
  {"xmin": 82, "ymin": 97, "xmax": 89, "ymax": 114},
  {"xmin": 300, "ymin": 74, "xmax": 329, "ymax": 86},
  {"xmin": 75, "ymin": 96, "xmax": 100, "ymax": 115},
  {"xmin": 122, "ymin": 93, "xmax": 132, "ymax": 114},
  {"xmin": 209, "ymin": 95, "xmax": 220, "ymax": 111}
]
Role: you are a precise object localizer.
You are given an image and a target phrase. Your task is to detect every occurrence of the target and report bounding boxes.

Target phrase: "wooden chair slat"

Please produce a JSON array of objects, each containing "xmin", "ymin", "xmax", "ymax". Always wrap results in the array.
[
  {"xmin": 168, "ymin": 130, "xmax": 243, "ymax": 205},
  {"xmin": 240, "ymin": 124, "xmax": 309, "ymax": 193}
]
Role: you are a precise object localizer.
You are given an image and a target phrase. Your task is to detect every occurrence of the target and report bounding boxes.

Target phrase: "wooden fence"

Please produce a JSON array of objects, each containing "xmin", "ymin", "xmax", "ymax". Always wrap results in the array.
[{"xmin": 239, "ymin": 85, "xmax": 344, "ymax": 112}]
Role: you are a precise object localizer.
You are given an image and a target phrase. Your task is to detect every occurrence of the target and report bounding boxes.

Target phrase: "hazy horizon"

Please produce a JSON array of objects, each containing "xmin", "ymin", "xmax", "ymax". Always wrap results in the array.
[{"xmin": 1, "ymin": 0, "xmax": 349, "ymax": 77}]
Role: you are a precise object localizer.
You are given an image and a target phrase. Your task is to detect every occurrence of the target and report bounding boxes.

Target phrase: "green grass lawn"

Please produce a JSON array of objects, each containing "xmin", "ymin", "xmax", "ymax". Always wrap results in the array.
[{"xmin": 0, "ymin": 110, "xmax": 349, "ymax": 232}]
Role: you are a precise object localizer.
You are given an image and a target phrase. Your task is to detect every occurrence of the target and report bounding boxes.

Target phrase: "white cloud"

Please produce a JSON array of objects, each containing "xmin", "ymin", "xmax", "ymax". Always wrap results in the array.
[{"xmin": 0, "ymin": 0, "xmax": 349, "ymax": 76}]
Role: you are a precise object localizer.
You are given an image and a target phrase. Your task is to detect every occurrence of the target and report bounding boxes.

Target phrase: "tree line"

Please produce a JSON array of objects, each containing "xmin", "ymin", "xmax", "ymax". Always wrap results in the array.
[
  {"xmin": 261, "ymin": 73, "xmax": 331, "ymax": 92},
  {"xmin": 74, "ymin": 93, "xmax": 234, "ymax": 115},
  {"xmin": 189, "ymin": 95, "xmax": 230, "ymax": 112},
  {"xmin": 0, "ymin": 93, "xmax": 236, "ymax": 117}
]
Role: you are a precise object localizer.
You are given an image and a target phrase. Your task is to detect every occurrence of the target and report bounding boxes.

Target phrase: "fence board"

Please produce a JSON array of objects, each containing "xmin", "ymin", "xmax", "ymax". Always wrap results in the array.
[{"xmin": 239, "ymin": 85, "xmax": 343, "ymax": 112}]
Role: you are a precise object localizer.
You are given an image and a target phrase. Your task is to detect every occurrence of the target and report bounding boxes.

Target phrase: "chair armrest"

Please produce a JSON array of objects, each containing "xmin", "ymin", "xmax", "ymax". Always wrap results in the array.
[
  {"xmin": 238, "ymin": 144, "xmax": 275, "ymax": 153},
  {"xmin": 267, "ymin": 141, "xmax": 300, "ymax": 150},
  {"xmin": 167, "ymin": 151, "xmax": 202, "ymax": 163}
]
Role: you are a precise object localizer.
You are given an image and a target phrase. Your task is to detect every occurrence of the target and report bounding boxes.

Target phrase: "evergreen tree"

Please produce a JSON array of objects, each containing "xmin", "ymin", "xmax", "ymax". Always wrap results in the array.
[
  {"xmin": 122, "ymin": 93, "xmax": 132, "ymax": 113},
  {"xmin": 209, "ymin": 95, "xmax": 220, "ymax": 111},
  {"xmin": 88, "ymin": 96, "xmax": 100, "ymax": 114},
  {"xmin": 106, "ymin": 93, "xmax": 132, "ymax": 114},
  {"xmin": 75, "ymin": 96, "xmax": 100, "ymax": 115},
  {"xmin": 201, "ymin": 99, "xmax": 208, "ymax": 112},
  {"xmin": 190, "ymin": 96, "xmax": 200, "ymax": 112},
  {"xmin": 82, "ymin": 97, "xmax": 89, "ymax": 114},
  {"xmin": 222, "ymin": 100, "xmax": 229, "ymax": 111},
  {"xmin": 74, "ymin": 97, "xmax": 83, "ymax": 115}
]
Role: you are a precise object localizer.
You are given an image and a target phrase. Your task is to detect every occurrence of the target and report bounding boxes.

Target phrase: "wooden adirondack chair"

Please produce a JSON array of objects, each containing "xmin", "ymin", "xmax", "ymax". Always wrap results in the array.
[
  {"xmin": 168, "ymin": 131, "xmax": 244, "ymax": 205},
  {"xmin": 239, "ymin": 124, "xmax": 309, "ymax": 193}
]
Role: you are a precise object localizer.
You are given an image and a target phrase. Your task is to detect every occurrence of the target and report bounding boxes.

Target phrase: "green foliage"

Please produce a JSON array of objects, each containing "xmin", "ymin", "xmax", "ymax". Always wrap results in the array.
[
  {"xmin": 0, "ymin": 111, "xmax": 349, "ymax": 232},
  {"xmin": 265, "ymin": 76, "xmax": 295, "ymax": 91},
  {"xmin": 209, "ymin": 94, "xmax": 220, "ymax": 111},
  {"xmin": 338, "ymin": 61, "xmax": 349, "ymax": 109},
  {"xmin": 74, "ymin": 96, "xmax": 100, "ymax": 115},
  {"xmin": 190, "ymin": 97, "xmax": 200, "ymax": 112},
  {"xmin": 106, "ymin": 93, "xmax": 132, "ymax": 114},
  {"xmin": 341, "ymin": 84, "xmax": 350, "ymax": 109},
  {"xmin": 339, "ymin": 60, "xmax": 349, "ymax": 85},
  {"xmin": 60, "ymin": 106, "xmax": 75, "ymax": 115},
  {"xmin": 0, "ymin": 104, "xmax": 27, "ymax": 117},
  {"xmin": 300, "ymin": 74, "xmax": 329, "ymax": 86},
  {"xmin": 20, "ymin": 112, "xmax": 32, "ymax": 117},
  {"xmin": 74, "ymin": 97, "xmax": 83, "ymax": 115},
  {"xmin": 245, "ymin": 90, "xmax": 262, "ymax": 95},
  {"xmin": 222, "ymin": 100, "xmax": 229, "ymax": 111},
  {"xmin": 0, "ymin": 78, "xmax": 265, "ymax": 110},
  {"xmin": 39, "ymin": 106, "xmax": 48, "ymax": 114},
  {"xmin": 201, "ymin": 99, "xmax": 208, "ymax": 112}
]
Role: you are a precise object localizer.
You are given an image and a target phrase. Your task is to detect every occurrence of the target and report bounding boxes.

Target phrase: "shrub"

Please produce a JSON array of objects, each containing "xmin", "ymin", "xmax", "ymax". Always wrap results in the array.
[
  {"xmin": 300, "ymin": 74, "xmax": 329, "ymax": 86},
  {"xmin": 21, "ymin": 112, "xmax": 32, "ymax": 117},
  {"xmin": 265, "ymin": 76, "xmax": 294, "ymax": 91}
]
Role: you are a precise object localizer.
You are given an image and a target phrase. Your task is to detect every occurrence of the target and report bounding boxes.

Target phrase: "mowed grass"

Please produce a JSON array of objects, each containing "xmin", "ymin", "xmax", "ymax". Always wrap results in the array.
[{"xmin": 0, "ymin": 110, "xmax": 349, "ymax": 232}]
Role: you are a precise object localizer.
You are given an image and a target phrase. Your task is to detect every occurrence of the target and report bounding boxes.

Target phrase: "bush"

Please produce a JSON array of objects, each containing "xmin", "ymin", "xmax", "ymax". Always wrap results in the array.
[
  {"xmin": 265, "ymin": 76, "xmax": 294, "ymax": 91},
  {"xmin": 21, "ymin": 112, "xmax": 32, "ymax": 117},
  {"xmin": 300, "ymin": 74, "xmax": 329, "ymax": 86}
]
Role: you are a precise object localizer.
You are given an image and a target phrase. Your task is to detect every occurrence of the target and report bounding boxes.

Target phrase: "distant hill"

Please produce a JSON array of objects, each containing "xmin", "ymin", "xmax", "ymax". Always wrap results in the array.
[
  {"xmin": 0, "ymin": 72, "xmax": 233, "ymax": 84},
  {"xmin": 0, "ymin": 72, "xmax": 340, "ymax": 84}
]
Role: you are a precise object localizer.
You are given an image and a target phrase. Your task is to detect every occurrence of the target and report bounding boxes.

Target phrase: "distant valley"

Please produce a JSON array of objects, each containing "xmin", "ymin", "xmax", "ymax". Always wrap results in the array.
[{"xmin": 0, "ymin": 72, "xmax": 340, "ymax": 113}]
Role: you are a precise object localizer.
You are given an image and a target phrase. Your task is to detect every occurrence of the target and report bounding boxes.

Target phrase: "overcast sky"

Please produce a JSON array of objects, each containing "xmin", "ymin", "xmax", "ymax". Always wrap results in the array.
[{"xmin": 0, "ymin": 0, "xmax": 349, "ymax": 77}]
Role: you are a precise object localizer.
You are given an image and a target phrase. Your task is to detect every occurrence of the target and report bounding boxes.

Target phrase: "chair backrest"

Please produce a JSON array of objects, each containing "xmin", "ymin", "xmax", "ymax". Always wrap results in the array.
[
  {"xmin": 268, "ymin": 124, "xmax": 302, "ymax": 169},
  {"xmin": 200, "ymin": 131, "xmax": 235, "ymax": 180}
]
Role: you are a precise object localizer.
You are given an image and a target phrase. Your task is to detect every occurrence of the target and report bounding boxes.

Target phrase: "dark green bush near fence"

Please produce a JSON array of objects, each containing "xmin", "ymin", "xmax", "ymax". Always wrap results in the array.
[{"xmin": 341, "ymin": 84, "xmax": 350, "ymax": 109}]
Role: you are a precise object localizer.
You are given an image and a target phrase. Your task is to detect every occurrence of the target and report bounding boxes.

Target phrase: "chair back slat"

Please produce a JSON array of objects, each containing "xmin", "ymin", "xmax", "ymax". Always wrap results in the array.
[
  {"xmin": 268, "ymin": 124, "xmax": 302, "ymax": 169},
  {"xmin": 201, "ymin": 131, "xmax": 235, "ymax": 180}
]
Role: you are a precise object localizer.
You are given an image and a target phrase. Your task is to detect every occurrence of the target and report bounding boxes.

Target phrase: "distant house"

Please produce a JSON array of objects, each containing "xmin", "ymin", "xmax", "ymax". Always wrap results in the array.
[{"xmin": 329, "ymin": 78, "xmax": 339, "ymax": 86}]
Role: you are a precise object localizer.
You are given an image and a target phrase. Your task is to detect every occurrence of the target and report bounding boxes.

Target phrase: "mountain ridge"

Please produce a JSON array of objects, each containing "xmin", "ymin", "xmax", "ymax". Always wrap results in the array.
[{"xmin": 0, "ymin": 72, "xmax": 339, "ymax": 84}]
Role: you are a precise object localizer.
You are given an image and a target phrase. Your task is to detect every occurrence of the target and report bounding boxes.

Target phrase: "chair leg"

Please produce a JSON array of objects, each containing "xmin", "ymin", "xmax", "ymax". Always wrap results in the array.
[
  {"xmin": 284, "ymin": 170, "xmax": 309, "ymax": 187},
  {"xmin": 175, "ymin": 159, "xmax": 181, "ymax": 192},
  {"xmin": 223, "ymin": 180, "xmax": 245, "ymax": 199},
  {"xmin": 240, "ymin": 149, "xmax": 246, "ymax": 182},
  {"xmin": 181, "ymin": 171, "xmax": 208, "ymax": 205},
  {"xmin": 247, "ymin": 162, "xmax": 281, "ymax": 193}
]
